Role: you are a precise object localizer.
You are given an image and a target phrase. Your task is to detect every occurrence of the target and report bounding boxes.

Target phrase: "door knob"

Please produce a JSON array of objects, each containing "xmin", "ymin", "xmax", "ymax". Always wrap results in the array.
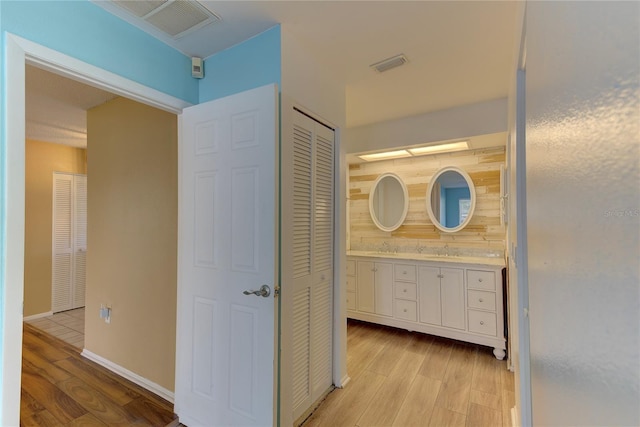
[{"xmin": 243, "ymin": 285, "xmax": 271, "ymax": 298}]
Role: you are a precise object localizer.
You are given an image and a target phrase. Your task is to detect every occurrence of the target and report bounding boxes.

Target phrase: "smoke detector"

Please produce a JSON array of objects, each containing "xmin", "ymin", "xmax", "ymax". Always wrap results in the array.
[
  {"xmin": 370, "ymin": 54, "xmax": 409, "ymax": 73},
  {"xmin": 111, "ymin": 0, "xmax": 220, "ymax": 39}
]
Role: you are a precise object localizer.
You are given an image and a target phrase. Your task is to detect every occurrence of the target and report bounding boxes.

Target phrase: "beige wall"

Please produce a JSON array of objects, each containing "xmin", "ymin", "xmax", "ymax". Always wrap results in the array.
[
  {"xmin": 349, "ymin": 147, "xmax": 506, "ymax": 257},
  {"xmin": 24, "ymin": 139, "xmax": 87, "ymax": 317},
  {"xmin": 86, "ymin": 97, "xmax": 177, "ymax": 392}
]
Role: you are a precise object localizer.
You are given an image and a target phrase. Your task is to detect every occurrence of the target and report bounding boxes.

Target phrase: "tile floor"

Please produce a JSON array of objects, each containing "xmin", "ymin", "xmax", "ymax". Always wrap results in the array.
[{"xmin": 25, "ymin": 307, "xmax": 85, "ymax": 349}]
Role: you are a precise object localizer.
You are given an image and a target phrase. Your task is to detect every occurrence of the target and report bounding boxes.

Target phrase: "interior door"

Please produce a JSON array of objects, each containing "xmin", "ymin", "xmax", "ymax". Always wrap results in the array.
[
  {"xmin": 52, "ymin": 173, "xmax": 74, "ymax": 313},
  {"xmin": 175, "ymin": 84, "xmax": 279, "ymax": 426},
  {"xmin": 52, "ymin": 172, "xmax": 87, "ymax": 313}
]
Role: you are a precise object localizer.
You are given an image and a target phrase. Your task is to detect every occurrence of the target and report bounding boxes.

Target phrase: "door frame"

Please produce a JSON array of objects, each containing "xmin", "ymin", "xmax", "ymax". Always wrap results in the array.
[{"xmin": 1, "ymin": 33, "xmax": 190, "ymax": 425}]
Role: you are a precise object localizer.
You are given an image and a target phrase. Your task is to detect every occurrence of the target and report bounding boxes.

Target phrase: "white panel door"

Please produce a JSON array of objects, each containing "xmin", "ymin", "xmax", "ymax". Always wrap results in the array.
[{"xmin": 175, "ymin": 84, "xmax": 278, "ymax": 427}]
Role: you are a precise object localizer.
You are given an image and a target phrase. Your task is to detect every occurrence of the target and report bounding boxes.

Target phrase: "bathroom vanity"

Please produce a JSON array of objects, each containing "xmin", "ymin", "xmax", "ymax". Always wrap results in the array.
[
  {"xmin": 346, "ymin": 252, "xmax": 506, "ymax": 359},
  {"xmin": 348, "ymin": 155, "xmax": 509, "ymax": 359}
]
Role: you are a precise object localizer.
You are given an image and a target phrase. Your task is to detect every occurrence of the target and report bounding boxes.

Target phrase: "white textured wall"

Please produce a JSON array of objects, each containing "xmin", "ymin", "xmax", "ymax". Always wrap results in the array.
[
  {"xmin": 280, "ymin": 25, "xmax": 346, "ymax": 128},
  {"xmin": 525, "ymin": 2, "xmax": 639, "ymax": 425}
]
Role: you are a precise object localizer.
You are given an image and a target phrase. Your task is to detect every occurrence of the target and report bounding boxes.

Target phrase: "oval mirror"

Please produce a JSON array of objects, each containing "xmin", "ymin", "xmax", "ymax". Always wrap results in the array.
[
  {"xmin": 369, "ymin": 173, "xmax": 409, "ymax": 232},
  {"xmin": 426, "ymin": 166, "xmax": 476, "ymax": 233}
]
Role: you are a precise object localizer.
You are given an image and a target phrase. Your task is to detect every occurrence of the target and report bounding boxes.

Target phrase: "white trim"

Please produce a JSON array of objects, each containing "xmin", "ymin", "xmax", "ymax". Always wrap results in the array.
[
  {"xmin": 2, "ymin": 33, "xmax": 28, "ymax": 427},
  {"xmin": 2, "ymin": 32, "xmax": 189, "ymax": 425},
  {"xmin": 337, "ymin": 375, "xmax": 351, "ymax": 388},
  {"xmin": 8, "ymin": 34, "xmax": 191, "ymax": 115},
  {"xmin": 81, "ymin": 349, "xmax": 174, "ymax": 403},
  {"xmin": 23, "ymin": 311, "xmax": 53, "ymax": 322},
  {"xmin": 511, "ymin": 406, "xmax": 519, "ymax": 427}
]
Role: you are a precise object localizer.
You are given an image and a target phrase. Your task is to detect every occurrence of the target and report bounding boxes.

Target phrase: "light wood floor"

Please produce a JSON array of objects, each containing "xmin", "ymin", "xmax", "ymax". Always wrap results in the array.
[
  {"xmin": 20, "ymin": 322, "xmax": 177, "ymax": 426},
  {"xmin": 302, "ymin": 320, "xmax": 515, "ymax": 427}
]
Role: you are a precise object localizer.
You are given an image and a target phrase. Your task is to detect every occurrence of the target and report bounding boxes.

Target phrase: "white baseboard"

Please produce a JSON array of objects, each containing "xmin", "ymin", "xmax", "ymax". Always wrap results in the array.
[
  {"xmin": 338, "ymin": 374, "xmax": 351, "ymax": 388},
  {"xmin": 81, "ymin": 349, "xmax": 174, "ymax": 403},
  {"xmin": 24, "ymin": 311, "xmax": 53, "ymax": 321},
  {"xmin": 511, "ymin": 406, "xmax": 519, "ymax": 427}
]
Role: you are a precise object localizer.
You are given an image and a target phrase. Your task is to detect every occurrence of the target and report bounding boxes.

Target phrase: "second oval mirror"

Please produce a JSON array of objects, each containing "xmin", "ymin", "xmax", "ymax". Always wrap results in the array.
[
  {"xmin": 369, "ymin": 173, "xmax": 409, "ymax": 232},
  {"xmin": 426, "ymin": 166, "xmax": 476, "ymax": 233}
]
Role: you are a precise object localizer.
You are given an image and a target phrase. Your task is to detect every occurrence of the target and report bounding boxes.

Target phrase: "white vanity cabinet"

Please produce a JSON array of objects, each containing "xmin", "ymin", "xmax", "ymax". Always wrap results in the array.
[
  {"xmin": 393, "ymin": 264, "xmax": 418, "ymax": 322},
  {"xmin": 356, "ymin": 261, "xmax": 393, "ymax": 316},
  {"xmin": 347, "ymin": 254, "xmax": 506, "ymax": 359},
  {"xmin": 418, "ymin": 266, "xmax": 465, "ymax": 330}
]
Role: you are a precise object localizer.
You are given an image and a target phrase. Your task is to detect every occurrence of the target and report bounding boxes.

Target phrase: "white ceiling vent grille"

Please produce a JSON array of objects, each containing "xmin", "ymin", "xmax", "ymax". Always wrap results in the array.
[
  {"xmin": 370, "ymin": 54, "xmax": 409, "ymax": 73},
  {"xmin": 114, "ymin": 0, "xmax": 168, "ymax": 17},
  {"xmin": 112, "ymin": 0, "xmax": 220, "ymax": 39}
]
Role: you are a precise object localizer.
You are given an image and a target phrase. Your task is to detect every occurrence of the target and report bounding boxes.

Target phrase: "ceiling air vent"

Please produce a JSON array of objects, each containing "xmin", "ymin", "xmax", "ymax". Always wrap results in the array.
[
  {"xmin": 112, "ymin": 0, "xmax": 220, "ymax": 39},
  {"xmin": 370, "ymin": 54, "xmax": 409, "ymax": 73}
]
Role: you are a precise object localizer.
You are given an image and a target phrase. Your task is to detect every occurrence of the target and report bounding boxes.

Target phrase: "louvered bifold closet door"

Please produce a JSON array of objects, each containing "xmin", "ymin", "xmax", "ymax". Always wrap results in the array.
[
  {"xmin": 310, "ymin": 125, "xmax": 334, "ymax": 399},
  {"xmin": 290, "ymin": 110, "xmax": 335, "ymax": 421},
  {"xmin": 52, "ymin": 173, "xmax": 87, "ymax": 313},
  {"xmin": 73, "ymin": 175, "xmax": 87, "ymax": 309},
  {"xmin": 52, "ymin": 173, "xmax": 74, "ymax": 312},
  {"xmin": 291, "ymin": 118, "xmax": 313, "ymax": 415}
]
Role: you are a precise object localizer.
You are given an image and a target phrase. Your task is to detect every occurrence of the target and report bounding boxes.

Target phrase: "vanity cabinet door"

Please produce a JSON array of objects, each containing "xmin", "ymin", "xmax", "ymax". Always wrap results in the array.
[
  {"xmin": 418, "ymin": 266, "xmax": 442, "ymax": 326},
  {"xmin": 440, "ymin": 268, "xmax": 465, "ymax": 330},
  {"xmin": 357, "ymin": 261, "xmax": 375, "ymax": 313},
  {"xmin": 374, "ymin": 262, "xmax": 393, "ymax": 317}
]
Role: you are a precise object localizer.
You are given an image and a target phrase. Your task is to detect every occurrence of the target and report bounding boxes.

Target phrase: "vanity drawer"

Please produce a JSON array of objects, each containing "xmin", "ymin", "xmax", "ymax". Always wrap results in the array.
[
  {"xmin": 394, "ymin": 264, "xmax": 416, "ymax": 282},
  {"xmin": 394, "ymin": 282, "xmax": 417, "ymax": 300},
  {"xmin": 346, "ymin": 260, "xmax": 356, "ymax": 276},
  {"xmin": 468, "ymin": 310, "xmax": 497, "ymax": 336},
  {"xmin": 467, "ymin": 289, "xmax": 496, "ymax": 311},
  {"xmin": 346, "ymin": 276, "xmax": 356, "ymax": 292},
  {"xmin": 394, "ymin": 299, "xmax": 417, "ymax": 322},
  {"xmin": 467, "ymin": 270, "xmax": 496, "ymax": 291},
  {"xmin": 347, "ymin": 291, "xmax": 356, "ymax": 311}
]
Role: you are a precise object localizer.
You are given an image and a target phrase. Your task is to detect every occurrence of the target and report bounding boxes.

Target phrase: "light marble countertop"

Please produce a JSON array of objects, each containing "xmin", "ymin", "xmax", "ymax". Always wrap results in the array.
[{"xmin": 346, "ymin": 250, "xmax": 506, "ymax": 268}]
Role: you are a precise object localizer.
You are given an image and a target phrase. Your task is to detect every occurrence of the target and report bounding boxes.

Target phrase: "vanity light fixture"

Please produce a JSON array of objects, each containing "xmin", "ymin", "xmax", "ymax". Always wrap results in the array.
[
  {"xmin": 408, "ymin": 140, "xmax": 469, "ymax": 156},
  {"xmin": 358, "ymin": 150, "xmax": 411, "ymax": 162},
  {"xmin": 358, "ymin": 141, "xmax": 469, "ymax": 162}
]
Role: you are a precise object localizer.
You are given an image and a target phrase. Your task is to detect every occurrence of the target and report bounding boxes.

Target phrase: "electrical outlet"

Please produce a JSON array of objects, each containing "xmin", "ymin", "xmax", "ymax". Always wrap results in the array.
[{"xmin": 100, "ymin": 304, "xmax": 111, "ymax": 324}]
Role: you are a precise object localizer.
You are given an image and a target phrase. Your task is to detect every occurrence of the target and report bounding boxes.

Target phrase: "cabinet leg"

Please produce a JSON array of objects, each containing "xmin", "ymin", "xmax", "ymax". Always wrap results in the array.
[{"xmin": 493, "ymin": 348, "xmax": 506, "ymax": 360}]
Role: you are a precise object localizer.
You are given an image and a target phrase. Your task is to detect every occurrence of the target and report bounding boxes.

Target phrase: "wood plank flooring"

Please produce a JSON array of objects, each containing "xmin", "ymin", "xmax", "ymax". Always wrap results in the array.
[
  {"xmin": 302, "ymin": 320, "xmax": 515, "ymax": 427},
  {"xmin": 20, "ymin": 323, "xmax": 178, "ymax": 426}
]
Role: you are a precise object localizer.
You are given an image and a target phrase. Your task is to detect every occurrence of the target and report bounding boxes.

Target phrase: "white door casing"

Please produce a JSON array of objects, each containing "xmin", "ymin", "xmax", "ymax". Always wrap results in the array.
[
  {"xmin": 2, "ymin": 33, "xmax": 189, "ymax": 426},
  {"xmin": 175, "ymin": 84, "xmax": 278, "ymax": 426}
]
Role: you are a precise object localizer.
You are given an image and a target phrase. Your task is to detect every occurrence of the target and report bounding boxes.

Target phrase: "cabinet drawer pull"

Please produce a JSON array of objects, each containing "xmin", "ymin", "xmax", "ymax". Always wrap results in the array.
[
  {"xmin": 479, "ymin": 298, "xmax": 484, "ymax": 303},
  {"xmin": 402, "ymin": 270, "xmax": 407, "ymax": 275},
  {"xmin": 403, "ymin": 289, "xmax": 407, "ymax": 293},
  {"xmin": 403, "ymin": 309, "xmax": 408, "ymax": 313},
  {"xmin": 480, "ymin": 321, "xmax": 485, "ymax": 325},
  {"xmin": 478, "ymin": 278, "xmax": 483, "ymax": 282}
]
